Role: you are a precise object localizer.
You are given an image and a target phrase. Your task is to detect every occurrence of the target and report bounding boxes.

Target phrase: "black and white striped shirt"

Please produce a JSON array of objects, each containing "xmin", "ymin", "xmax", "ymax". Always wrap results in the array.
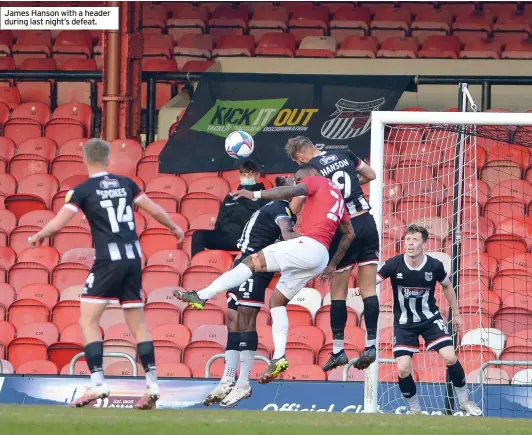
[
  {"xmin": 64, "ymin": 172, "xmax": 143, "ymax": 262},
  {"xmin": 377, "ymin": 254, "xmax": 449, "ymax": 327},
  {"xmin": 238, "ymin": 200, "xmax": 295, "ymax": 256}
]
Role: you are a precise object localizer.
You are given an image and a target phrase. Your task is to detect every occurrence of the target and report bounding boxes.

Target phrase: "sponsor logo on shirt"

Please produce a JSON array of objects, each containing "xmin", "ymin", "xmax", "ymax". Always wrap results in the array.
[
  {"xmin": 399, "ymin": 286, "xmax": 427, "ymax": 298},
  {"xmin": 319, "ymin": 154, "xmax": 338, "ymax": 165},
  {"xmin": 99, "ymin": 178, "xmax": 120, "ymax": 189}
]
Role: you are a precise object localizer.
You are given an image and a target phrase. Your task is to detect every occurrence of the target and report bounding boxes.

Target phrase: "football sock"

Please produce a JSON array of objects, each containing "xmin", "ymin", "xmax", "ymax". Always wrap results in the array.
[
  {"xmin": 221, "ymin": 332, "xmax": 240, "ymax": 384},
  {"xmin": 331, "ymin": 300, "xmax": 347, "ymax": 353},
  {"xmin": 236, "ymin": 331, "xmax": 258, "ymax": 388},
  {"xmin": 271, "ymin": 306, "xmax": 289, "ymax": 360},
  {"xmin": 197, "ymin": 263, "xmax": 253, "ymax": 300},
  {"xmin": 398, "ymin": 374, "xmax": 420, "ymax": 411},
  {"xmin": 448, "ymin": 360, "xmax": 468, "ymax": 402},
  {"xmin": 84, "ymin": 341, "xmax": 104, "ymax": 386},
  {"xmin": 138, "ymin": 341, "xmax": 157, "ymax": 387},
  {"xmin": 363, "ymin": 295, "xmax": 379, "ymax": 348}
]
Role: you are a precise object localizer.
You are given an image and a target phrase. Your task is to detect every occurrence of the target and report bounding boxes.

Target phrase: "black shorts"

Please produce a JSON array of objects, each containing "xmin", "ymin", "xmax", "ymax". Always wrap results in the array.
[
  {"xmin": 393, "ymin": 317, "xmax": 453, "ymax": 358},
  {"xmin": 227, "ymin": 257, "xmax": 273, "ymax": 310},
  {"xmin": 80, "ymin": 259, "xmax": 144, "ymax": 308},
  {"xmin": 329, "ymin": 211, "xmax": 380, "ymax": 271}
]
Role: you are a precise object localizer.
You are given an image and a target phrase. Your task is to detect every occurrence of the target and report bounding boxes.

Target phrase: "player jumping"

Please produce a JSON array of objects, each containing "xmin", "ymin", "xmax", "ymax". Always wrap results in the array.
[
  {"xmin": 202, "ymin": 178, "xmax": 298, "ymax": 408},
  {"xmin": 175, "ymin": 165, "xmax": 355, "ymax": 384},
  {"xmin": 28, "ymin": 139, "xmax": 185, "ymax": 410},
  {"xmin": 377, "ymin": 224, "xmax": 481, "ymax": 416},
  {"xmin": 286, "ymin": 136, "xmax": 379, "ymax": 371}
]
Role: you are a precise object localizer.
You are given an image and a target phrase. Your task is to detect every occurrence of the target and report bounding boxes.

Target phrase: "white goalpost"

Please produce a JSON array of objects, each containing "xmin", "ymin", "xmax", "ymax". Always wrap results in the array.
[{"xmin": 361, "ymin": 110, "xmax": 532, "ymax": 415}]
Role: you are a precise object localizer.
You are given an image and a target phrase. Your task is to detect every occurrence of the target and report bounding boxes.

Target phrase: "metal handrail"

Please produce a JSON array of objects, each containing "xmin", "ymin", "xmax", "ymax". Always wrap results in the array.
[
  {"xmin": 204, "ymin": 353, "xmax": 270, "ymax": 378},
  {"xmin": 478, "ymin": 360, "xmax": 532, "ymax": 384},
  {"xmin": 69, "ymin": 352, "xmax": 138, "ymax": 376}
]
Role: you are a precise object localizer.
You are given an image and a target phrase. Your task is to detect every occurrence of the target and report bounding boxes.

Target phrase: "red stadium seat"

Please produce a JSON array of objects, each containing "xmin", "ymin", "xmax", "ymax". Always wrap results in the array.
[
  {"xmin": 57, "ymin": 58, "xmax": 95, "ymax": 106},
  {"xmin": 190, "ymin": 250, "xmax": 234, "ymax": 272},
  {"xmin": 495, "ymin": 217, "xmax": 532, "ymax": 251},
  {"xmin": 18, "ymin": 211, "xmax": 56, "ymax": 231},
  {"xmin": 61, "ymin": 248, "xmax": 95, "ymax": 268},
  {"xmin": 51, "ymin": 300, "xmax": 81, "ymax": 333},
  {"xmin": 500, "ymin": 346, "xmax": 532, "ymax": 378},
  {"xmin": 146, "ymin": 175, "xmax": 187, "ymax": 202},
  {"xmin": 187, "ymin": 176, "xmax": 230, "ymax": 202},
  {"xmin": 256, "ymin": 32, "xmax": 296, "ymax": 57},
  {"xmin": 183, "ymin": 340, "xmax": 224, "ymax": 371},
  {"xmin": 182, "ymin": 304, "xmax": 225, "ymax": 332},
  {"xmin": 371, "ymin": 7, "xmax": 411, "ymax": 42},
  {"xmin": 167, "ymin": 5, "xmax": 208, "ymax": 44},
  {"xmin": 157, "ymin": 362, "xmax": 192, "ymax": 378},
  {"xmin": 102, "ymin": 339, "xmax": 137, "ymax": 369},
  {"xmin": 60, "ymin": 323, "xmax": 85, "ymax": 345},
  {"xmin": 17, "ymin": 283, "xmax": 59, "ymax": 311},
  {"xmin": 17, "ymin": 58, "xmax": 56, "ymax": 105},
  {"xmin": 105, "ymin": 323, "xmax": 136, "ymax": 344},
  {"xmin": 411, "ymin": 9, "xmax": 452, "ymax": 42},
  {"xmin": 178, "ymin": 172, "xmax": 219, "ymax": 186},
  {"xmin": 151, "ymin": 324, "xmax": 191, "ymax": 348},
  {"xmin": 144, "ymin": 139, "xmax": 167, "ymax": 157},
  {"xmin": 18, "ymin": 246, "xmax": 60, "ymax": 271},
  {"xmin": 7, "ymin": 337, "xmax": 48, "ymax": 370},
  {"xmin": 208, "ymin": 4, "xmax": 248, "ymax": 39},
  {"xmin": 106, "ymin": 360, "xmax": 144, "ymax": 377},
  {"xmin": 16, "ymin": 321, "xmax": 58, "ymax": 346},
  {"xmin": 57, "ymin": 137, "xmax": 88, "ymax": 157},
  {"xmin": 107, "ymin": 139, "xmax": 143, "ymax": 176},
  {"xmin": 0, "ymin": 247, "xmax": 16, "ymax": 272},
  {"xmin": 139, "ymin": 228, "xmax": 180, "ymax": 259},
  {"xmin": 136, "ymin": 155, "xmax": 159, "ymax": 185},
  {"xmin": 502, "ymin": 38, "xmax": 532, "ymax": 60},
  {"xmin": 0, "ymin": 87, "xmax": 20, "ymax": 110},
  {"xmin": 45, "ymin": 102, "xmax": 92, "ymax": 145},
  {"xmin": 288, "ymin": 325, "xmax": 324, "ymax": 354},
  {"xmin": 11, "ymin": 173, "xmax": 59, "ymax": 210},
  {"xmin": 330, "ymin": 6, "xmax": 370, "ymax": 43},
  {"xmin": 191, "ymin": 324, "xmax": 227, "ymax": 347},
  {"xmin": 452, "ymin": 10, "xmax": 493, "ymax": 44},
  {"xmin": 142, "ymin": 265, "xmax": 181, "ymax": 296},
  {"xmin": 51, "ymin": 156, "xmax": 88, "ymax": 184},
  {"xmin": 98, "ymin": 305, "xmax": 125, "ymax": 333},
  {"xmin": 52, "ymin": 226, "xmax": 92, "ymax": 256},
  {"xmin": 8, "ymin": 262, "xmax": 49, "ymax": 293},
  {"xmin": 179, "ymin": 192, "xmax": 220, "ymax": 223},
  {"xmin": 419, "ymin": 35, "xmax": 460, "ymax": 59},
  {"xmin": 212, "ymin": 35, "xmax": 255, "ymax": 57},
  {"xmin": 0, "ymin": 320, "xmax": 16, "ymax": 348},
  {"xmin": 377, "ymin": 36, "xmax": 419, "ymax": 58},
  {"xmin": 0, "ymin": 138, "xmax": 15, "ymax": 168},
  {"xmin": 460, "ymin": 38, "xmax": 503, "ymax": 59},
  {"xmin": 140, "ymin": 191, "xmax": 178, "ymax": 215},
  {"xmin": 248, "ymin": 5, "xmax": 289, "ymax": 42},
  {"xmin": 288, "ymin": 5, "xmax": 329, "ymax": 43},
  {"xmin": 182, "ymin": 265, "xmax": 221, "ymax": 291},
  {"xmin": 148, "ymin": 249, "xmax": 189, "ymax": 275},
  {"xmin": 8, "ymin": 298, "xmax": 49, "ymax": 330},
  {"xmin": 51, "ymin": 262, "xmax": 90, "ymax": 292},
  {"xmin": 17, "ymin": 137, "xmax": 56, "ymax": 162},
  {"xmin": 7, "ymin": 154, "xmax": 48, "ymax": 184}
]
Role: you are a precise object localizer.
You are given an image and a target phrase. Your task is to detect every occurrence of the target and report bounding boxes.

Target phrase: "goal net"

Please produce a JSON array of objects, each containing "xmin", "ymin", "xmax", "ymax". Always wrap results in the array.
[{"xmin": 362, "ymin": 109, "xmax": 532, "ymax": 416}]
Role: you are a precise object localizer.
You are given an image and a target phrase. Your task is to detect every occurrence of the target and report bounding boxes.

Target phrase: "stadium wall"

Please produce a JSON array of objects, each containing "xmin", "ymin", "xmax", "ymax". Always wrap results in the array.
[
  {"xmin": 214, "ymin": 59, "xmax": 532, "ymax": 112},
  {"xmin": 0, "ymin": 376, "xmax": 530, "ymax": 418}
]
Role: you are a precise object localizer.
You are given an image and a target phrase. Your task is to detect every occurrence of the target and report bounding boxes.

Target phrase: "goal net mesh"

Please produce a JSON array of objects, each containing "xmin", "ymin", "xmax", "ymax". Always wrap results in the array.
[{"xmin": 374, "ymin": 120, "xmax": 532, "ymax": 415}]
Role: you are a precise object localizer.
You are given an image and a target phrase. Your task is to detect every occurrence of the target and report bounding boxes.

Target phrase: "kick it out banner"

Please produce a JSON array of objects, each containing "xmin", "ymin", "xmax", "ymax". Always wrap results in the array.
[{"xmin": 160, "ymin": 73, "xmax": 415, "ymax": 174}]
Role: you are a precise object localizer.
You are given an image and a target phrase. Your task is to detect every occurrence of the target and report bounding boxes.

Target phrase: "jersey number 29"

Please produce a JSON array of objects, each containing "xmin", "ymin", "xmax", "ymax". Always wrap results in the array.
[
  {"xmin": 327, "ymin": 189, "xmax": 345, "ymax": 222},
  {"xmin": 100, "ymin": 198, "xmax": 134, "ymax": 233}
]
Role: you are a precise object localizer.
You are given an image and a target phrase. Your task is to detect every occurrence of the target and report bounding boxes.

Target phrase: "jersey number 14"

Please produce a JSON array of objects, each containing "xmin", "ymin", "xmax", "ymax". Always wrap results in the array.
[{"xmin": 100, "ymin": 198, "xmax": 134, "ymax": 233}]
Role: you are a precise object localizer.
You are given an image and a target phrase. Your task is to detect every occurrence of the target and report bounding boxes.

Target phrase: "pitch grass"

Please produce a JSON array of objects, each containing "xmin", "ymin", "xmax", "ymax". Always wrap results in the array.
[{"xmin": 0, "ymin": 405, "xmax": 529, "ymax": 435}]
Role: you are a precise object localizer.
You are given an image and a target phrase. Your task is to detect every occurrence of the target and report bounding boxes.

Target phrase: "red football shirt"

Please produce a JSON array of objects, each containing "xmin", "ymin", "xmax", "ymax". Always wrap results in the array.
[{"xmin": 300, "ymin": 176, "xmax": 350, "ymax": 249}]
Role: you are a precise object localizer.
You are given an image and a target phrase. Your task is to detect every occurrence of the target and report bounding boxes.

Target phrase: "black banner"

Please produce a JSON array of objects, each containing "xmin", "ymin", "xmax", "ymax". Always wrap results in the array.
[{"xmin": 160, "ymin": 73, "xmax": 415, "ymax": 174}]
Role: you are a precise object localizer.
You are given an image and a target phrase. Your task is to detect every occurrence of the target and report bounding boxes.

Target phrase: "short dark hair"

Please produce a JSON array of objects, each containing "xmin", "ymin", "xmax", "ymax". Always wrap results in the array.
[
  {"xmin": 275, "ymin": 176, "xmax": 291, "ymax": 187},
  {"xmin": 405, "ymin": 224, "xmax": 429, "ymax": 242},
  {"xmin": 239, "ymin": 160, "xmax": 260, "ymax": 173},
  {"xmin": 285, "ymin": 136, "xmax": 315, "ymax": 158}
]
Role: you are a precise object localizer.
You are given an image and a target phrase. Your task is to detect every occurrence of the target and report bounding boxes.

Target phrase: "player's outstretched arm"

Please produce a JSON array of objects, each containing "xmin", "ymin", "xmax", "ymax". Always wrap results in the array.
[
  {"xmin": 231, "ymin": 184, "xmax": 308, "ymax": 201},
  {"xmin": 441, "ymin": 279, "xmax": 463, "ymax": 332},
  {"xmin": 28, "ymin": 206, "xmax": 77, "ymax": 246},
  {"xmin": 356, "ymin": 161, "xmax": 376, "ymax": 185},
  {"xmin": 136, "ymin": 195, "xmax": 185, "ymax": 242},
  {"xmin": 278, "ymin": 217, "xmax": 300, "ymax": 241},
  {"xmin": 320, "ymin": 219, "xmax": 355, "ymax": 282}
]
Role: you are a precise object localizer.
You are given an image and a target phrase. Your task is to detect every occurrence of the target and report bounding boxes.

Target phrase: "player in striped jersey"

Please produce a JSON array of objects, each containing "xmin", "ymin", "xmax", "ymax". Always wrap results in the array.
[
  {"xmin": 377, "ymin": 224, "xmax": 481, "ymax": 416},
  {"xmin": 202, "ymin": 178, "xmax": 297, "ymax": 408},
  {"xmin": 28, "ymin": 138, "xmax": 185, "ymax": 410}
]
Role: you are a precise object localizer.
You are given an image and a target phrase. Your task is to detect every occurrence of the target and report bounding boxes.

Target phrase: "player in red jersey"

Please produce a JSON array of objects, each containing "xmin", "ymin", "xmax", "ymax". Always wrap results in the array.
[{"xmin": 175, "ymin": 164, "xmax": 354, "ymax": 384}]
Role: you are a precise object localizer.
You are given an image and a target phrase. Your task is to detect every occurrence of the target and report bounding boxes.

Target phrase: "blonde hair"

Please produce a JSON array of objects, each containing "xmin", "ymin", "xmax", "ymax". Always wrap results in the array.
[
  {"xmin": 84, "ymin": 138, "xmax": 110, "ymax": 165},
  {"xmin": 284, "ymin": 136, "xmax": 315, "ymax": 159}
]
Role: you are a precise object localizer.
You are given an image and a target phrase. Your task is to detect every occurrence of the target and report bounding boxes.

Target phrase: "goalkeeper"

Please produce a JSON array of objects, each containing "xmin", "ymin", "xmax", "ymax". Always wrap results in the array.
[{"xmin": 377, "ymin": 224, "xmax": 481, "ymax": 416}]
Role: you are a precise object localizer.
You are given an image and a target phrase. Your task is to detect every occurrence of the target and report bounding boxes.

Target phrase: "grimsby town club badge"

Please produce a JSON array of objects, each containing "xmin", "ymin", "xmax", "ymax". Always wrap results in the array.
[
  {"xmin": 321, "ymin": 97, "xmax": 386, "ymax": 140},
  {"xmin": 425, "ymin": 272, "xmax": 433, "ymax": 281}
]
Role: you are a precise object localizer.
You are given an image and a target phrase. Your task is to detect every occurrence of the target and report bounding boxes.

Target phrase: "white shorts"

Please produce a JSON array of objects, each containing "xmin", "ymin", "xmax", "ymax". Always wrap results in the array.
[{"xmin": 262, "ymin": 236, "xmax": 329, "ymax": 300}]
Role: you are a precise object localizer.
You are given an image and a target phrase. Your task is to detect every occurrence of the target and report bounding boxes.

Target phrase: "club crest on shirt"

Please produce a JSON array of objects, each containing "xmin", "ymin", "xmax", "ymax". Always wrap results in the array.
[
  {"xmin": 425, "ymin": 272, "xmax": 433, "ymax": 281},
  {"xmin": 65, "ymin": 190, "xmax": 74, "ymax": 203}
]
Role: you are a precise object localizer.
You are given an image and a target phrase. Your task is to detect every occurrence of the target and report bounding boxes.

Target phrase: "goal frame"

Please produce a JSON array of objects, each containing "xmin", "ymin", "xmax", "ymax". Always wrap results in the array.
[{"xmin": 365, "ymin": 110, "xmax": 532, "ymax": 413}]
